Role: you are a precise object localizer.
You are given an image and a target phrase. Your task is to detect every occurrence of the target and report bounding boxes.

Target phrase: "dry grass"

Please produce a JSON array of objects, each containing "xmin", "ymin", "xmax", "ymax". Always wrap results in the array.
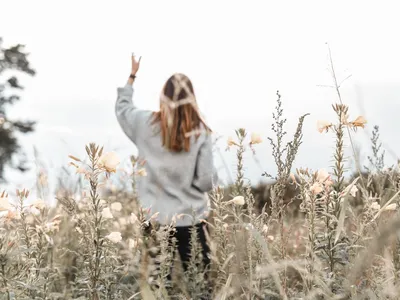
[{"xmin": 1, "ymin": 56, "xmax": 400, "ymax": 299}]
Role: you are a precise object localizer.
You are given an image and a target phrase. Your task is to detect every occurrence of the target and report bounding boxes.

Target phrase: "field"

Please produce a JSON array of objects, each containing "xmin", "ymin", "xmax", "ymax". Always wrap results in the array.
[{"xmin": 1, "ymin": 77, "xmax": 400, "ymax": 300}]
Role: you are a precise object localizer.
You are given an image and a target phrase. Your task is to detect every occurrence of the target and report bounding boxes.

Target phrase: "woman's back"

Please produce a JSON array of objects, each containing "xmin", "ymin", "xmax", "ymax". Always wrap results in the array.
[{"xmin": 115, "ymin": 83, "xmax": 217, "ymax": 226}]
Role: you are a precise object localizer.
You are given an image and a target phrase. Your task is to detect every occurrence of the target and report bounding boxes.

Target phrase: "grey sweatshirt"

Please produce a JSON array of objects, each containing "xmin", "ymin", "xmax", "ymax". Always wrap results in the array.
[{"xmin": 115, "ymin": 83, "xmax": 218, "ymax": 226}]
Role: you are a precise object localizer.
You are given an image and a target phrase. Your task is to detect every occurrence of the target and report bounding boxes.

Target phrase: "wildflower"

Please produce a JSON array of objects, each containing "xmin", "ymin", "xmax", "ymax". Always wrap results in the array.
[
  {"xmin": 101, "ymin": 207, "xmax": 113, "ymax": 219},
  {"xmin": 383, "ymin": 203, "xmax": 397, "ymax": 211},
  {"xmin": 98, "ymin": 152, "xmax": 120, "ymax": 173},
  {"xmin": 0, "ymin": 195, "xmax": 11, "ymax": 212},
  {"xmin": 227, "ymin": 136, "xmax": 238, "ymax": 147},
  {"xmin": 317, "ymin": 120, "xmax": 333, "ymax": 133},
  {"xmin": 136, "ymin": 168, "xmax": 147, "ymax": 177},
  {"xmin": 371, "ymin": 202, "xmax": 381, "ymax": 210},
  {"xmin": 111, "ymin": 202, "xmax": 122, "ymax": 212},
  {"xmin": 341, "ymin": 184, "xmax": 358, "ymax": 198},
  {"xmin": 250, "ymin": 133, "xmax": 262, "ymax": 145},
  {"xmin": 106, "ymin": 232, "xmax": 122, "ymax": 243},
  {"xmin": 229, "ymin": 196, "xmax": 245, "ymax": 206},
  {"xmin": 349, "ymin": 116, "xmax": 367, "ymax": 128},
  {"xmin": 32, "ymin": 199, "xmax": 46, "ymax": 210},
  {"xmin": 262, "ymin": 224, "xmax": 269, "ymax": 234},
  {"xmin": 316, "ymin": 169, "xmax": 333, "ymax": 186},
  {"xmin": 310, "ymin": 182, "xmax": 323, "ymax": 195},
  {"xmin": 267, "ymin": 235, "xmax": 275, "ymax": 241},
  {"xmin": 118, "ymin": 217, "xmax": 128, "ymax": 226}
]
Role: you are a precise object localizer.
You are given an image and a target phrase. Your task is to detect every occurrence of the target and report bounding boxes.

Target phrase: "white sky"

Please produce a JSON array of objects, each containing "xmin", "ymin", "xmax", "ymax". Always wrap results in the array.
[{"xmin": 1, "ymin": 0, "xmax": 400, "ymax": 198}]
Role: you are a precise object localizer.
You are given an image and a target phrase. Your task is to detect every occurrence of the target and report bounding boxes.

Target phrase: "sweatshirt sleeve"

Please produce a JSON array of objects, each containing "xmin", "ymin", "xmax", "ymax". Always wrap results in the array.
[
  {"xmin": 115, "ymin": 84, "xmax": 141, "ymax": 143},
  {"xmin": 192, "ymin": 134, "xmax": 218, "ymax": 193}
]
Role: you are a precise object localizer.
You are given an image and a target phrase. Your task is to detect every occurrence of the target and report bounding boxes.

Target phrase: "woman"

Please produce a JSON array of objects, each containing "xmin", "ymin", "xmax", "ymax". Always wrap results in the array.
[{"xmin": 115, "ymin": 54, "xmax": 217, "ymax": 275}]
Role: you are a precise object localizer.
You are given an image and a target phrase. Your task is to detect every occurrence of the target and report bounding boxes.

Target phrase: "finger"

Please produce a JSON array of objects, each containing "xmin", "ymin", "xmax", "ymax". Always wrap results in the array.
[{"xmin": 138, "ymin": 56, "xmax": 142, "ymax": 63}]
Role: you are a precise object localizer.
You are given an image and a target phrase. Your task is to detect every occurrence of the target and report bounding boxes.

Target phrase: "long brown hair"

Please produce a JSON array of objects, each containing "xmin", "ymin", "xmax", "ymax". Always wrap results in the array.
[{"xmin": 151, "ymin": 73, "xmax": 211, "ymax": 152}]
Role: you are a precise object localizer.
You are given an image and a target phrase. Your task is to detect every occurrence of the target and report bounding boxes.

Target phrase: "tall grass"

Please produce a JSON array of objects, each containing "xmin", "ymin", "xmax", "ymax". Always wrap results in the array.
[{"xmin": 1, "ymin": 58, "xmax": 400, "ymax": 299}]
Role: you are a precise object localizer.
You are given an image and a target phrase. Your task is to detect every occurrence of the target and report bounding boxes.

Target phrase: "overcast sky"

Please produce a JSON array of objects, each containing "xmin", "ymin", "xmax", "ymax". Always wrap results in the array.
[{"xmin": 1, "ymin": 0, "xmax": 400, "ymax": 198}]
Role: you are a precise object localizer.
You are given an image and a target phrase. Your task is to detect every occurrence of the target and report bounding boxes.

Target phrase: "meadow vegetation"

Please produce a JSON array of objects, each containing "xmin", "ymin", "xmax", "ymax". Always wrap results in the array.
[{"xmin": 1, "ymin": 55, "xmax": 400, "ymax": 300}]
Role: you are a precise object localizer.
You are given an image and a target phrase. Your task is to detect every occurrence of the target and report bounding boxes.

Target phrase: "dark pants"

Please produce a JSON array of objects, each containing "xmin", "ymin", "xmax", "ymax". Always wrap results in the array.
[
  {"xmin": 143, "ymin": 221, "xmax": 211, "ymax": 278},
  {"xmin": 174, "ymin": 222, "xmax": 211, "ymax": 273}
]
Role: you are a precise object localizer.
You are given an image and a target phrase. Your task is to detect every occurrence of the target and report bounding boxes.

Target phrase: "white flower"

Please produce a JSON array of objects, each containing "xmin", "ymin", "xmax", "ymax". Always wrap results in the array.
[
  {"xmin": 317, "ymin": 120, "xmax": 332, "ymax": 133},
  {"xmin": 0, "ymin": 196, "xmax": 11, "ymax": 212},
  {"xmin": 106, "ymin": 232, "xmax": 122, "ymax": 243},
  {"xmin": 316, "ymin": 169, "xmax": 333, "ymax": 186},
  {"xmin": 262, "ymin": 224, "xmax": 269, "ymax": 234},
  {"xmin": 250, "ymin": 133, "xmax": 262, "ymax": 145},
  {"xmin": 110, "ymin": 202, "xmax": 122, "ymax": 212},
  {"xmin": 227, "ymin": 136, "xmax": 238, "ymax": 147},
  {"xmin": 341, "ymin": 182, "xmax": 359, "ymax": 198},
  {"xmin": 98, "ymin": 152, "xmax": 120, "ymax": 173},
  {"xmin": 371, "ymin": 202, "xmax": 381, "ymax": 211},
  {"xmin": 101, "ymin": 207, "xmax": 113, "ymax": 219},
  {"xmin": 310, "ymin": 182, "xmax": 323, "ymax": 195},
  {"xmin": 136, "ymin": 168, "xmax": 147, "ymax": 177},
  {"xmin": 342, "ymin": 184, "xmax": 358, "ymax": 198},
  {"xmin": 230, "ymin": 196, "xmax": 245, "ymax": 206},
  {"xmin": 383, "ymin": 203, "xmax": 397, "ymax": 211},
  {"xmin": 119, "ymin": 217, "xmax": 128, "ymax": 226}
]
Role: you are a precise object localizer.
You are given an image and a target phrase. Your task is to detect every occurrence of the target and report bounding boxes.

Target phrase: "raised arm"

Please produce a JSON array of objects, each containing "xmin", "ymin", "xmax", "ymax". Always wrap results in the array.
[
  {"xmin": 115, "ymin": 54, "xmax": 142, "ymax": 143},
  {"xmin": 192, "ymin": 133, "xmax": 219, "ymax": 193}
]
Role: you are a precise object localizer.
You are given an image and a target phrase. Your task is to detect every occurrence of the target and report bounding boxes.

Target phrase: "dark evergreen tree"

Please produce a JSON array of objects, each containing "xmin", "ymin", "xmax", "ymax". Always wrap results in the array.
[{"xmin": 0, "ymin": 37, "xmax": 36, "ymax": 181}]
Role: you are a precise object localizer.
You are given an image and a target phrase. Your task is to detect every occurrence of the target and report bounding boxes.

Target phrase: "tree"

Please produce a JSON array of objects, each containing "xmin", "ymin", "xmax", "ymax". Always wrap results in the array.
[{"xmin": 0, "ymin": 37, "xmax": 36, "ymax": 181}]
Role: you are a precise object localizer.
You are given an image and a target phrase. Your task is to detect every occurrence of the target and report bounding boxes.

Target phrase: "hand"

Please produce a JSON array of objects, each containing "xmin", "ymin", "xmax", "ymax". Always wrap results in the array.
[{"xmin": 131, "ymin": 53, "xmax": 141, "ymax": 75}]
